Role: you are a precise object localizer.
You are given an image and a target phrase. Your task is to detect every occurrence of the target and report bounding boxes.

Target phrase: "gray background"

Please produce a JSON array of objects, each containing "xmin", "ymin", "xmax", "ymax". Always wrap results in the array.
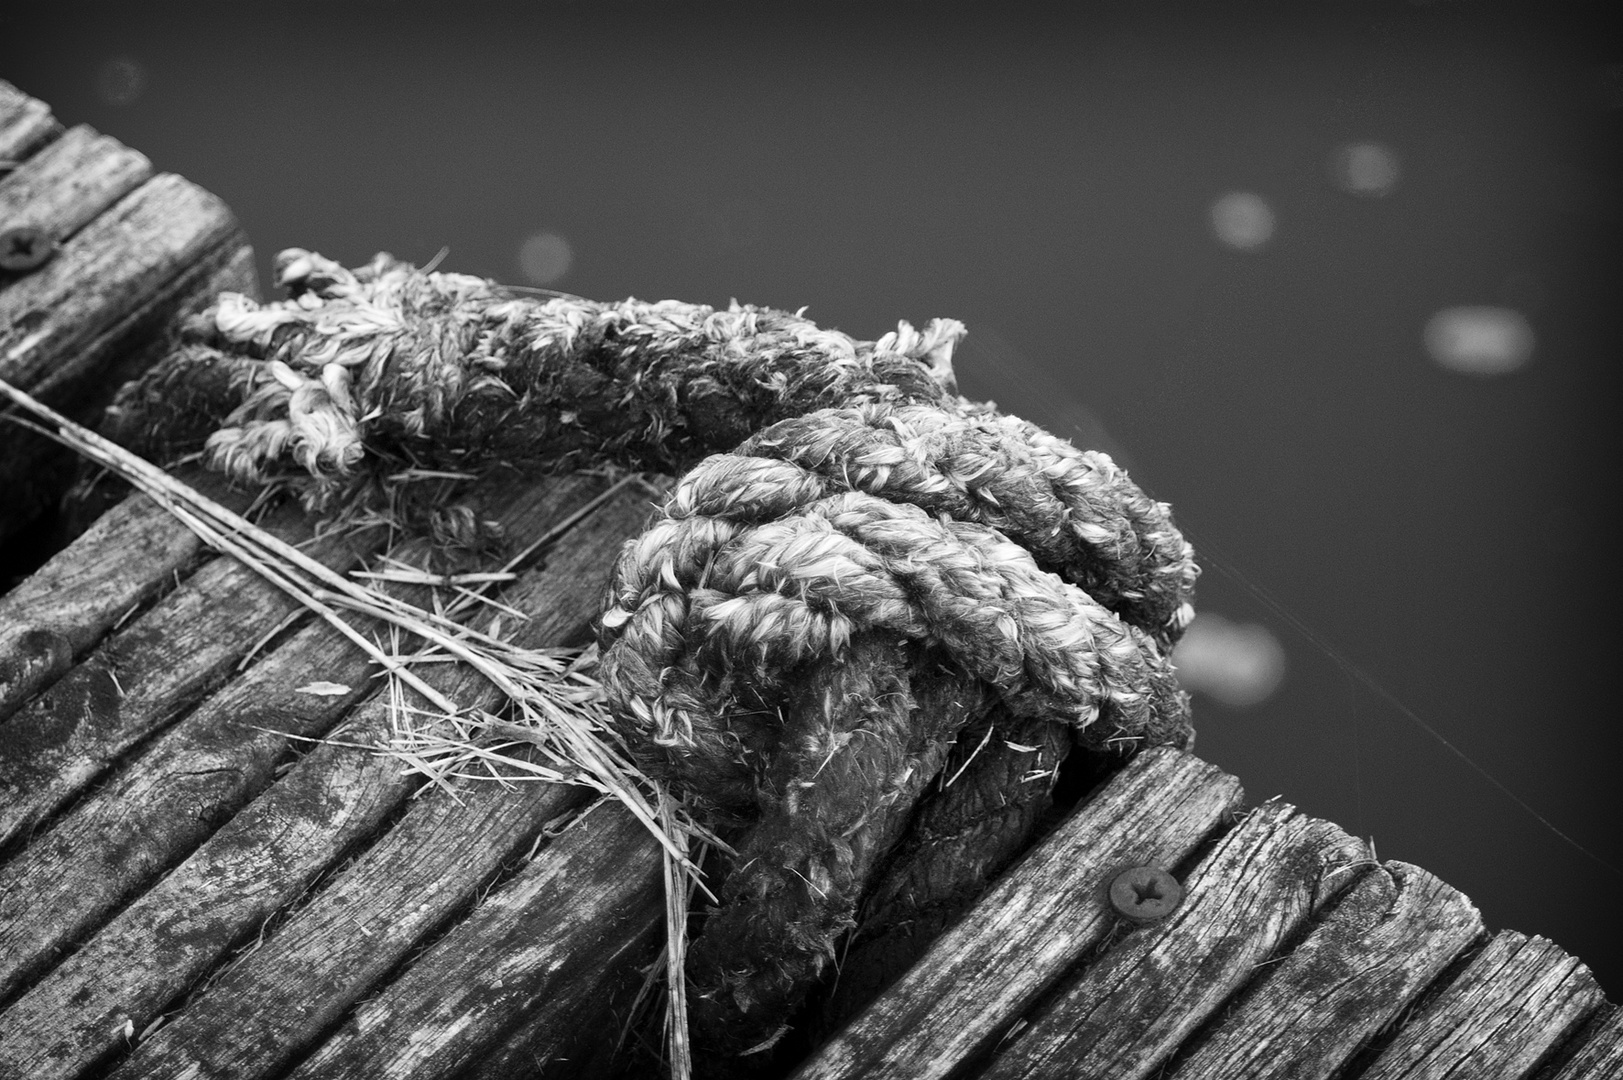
[{"xmin": 3, "ymin": 1, "xmax": 1619, "ymax": 992}]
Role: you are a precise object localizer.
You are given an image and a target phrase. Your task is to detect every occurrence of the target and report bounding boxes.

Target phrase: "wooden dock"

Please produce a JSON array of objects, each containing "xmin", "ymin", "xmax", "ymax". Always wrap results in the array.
[
  {"xmin": 1, "ymin": 79, "xmax": 1617, "ymax": 1079},
  {"xmin": 0, "ymin": 80, "xmax": 253, "ymax": 568},
  {"xmin": 0, "ymin": 468, "xmax": 1616, "ymax": 1079}
]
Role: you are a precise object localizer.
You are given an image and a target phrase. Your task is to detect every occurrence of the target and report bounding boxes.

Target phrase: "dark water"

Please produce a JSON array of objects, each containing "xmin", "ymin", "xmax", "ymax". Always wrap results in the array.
[{"xmin": 4, "ymin": 2, "xmax": 1619, "ymax": 994}]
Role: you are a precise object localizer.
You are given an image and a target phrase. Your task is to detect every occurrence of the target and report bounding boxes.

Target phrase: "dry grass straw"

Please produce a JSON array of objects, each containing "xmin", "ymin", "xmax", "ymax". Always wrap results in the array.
[{"xmin": 0, "ymin": 376, "xmax": 706, "ymax": 1080}]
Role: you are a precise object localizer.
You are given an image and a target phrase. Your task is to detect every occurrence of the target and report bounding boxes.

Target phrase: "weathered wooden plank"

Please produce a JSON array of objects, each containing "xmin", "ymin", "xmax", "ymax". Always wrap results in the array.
[
  {"xmin": 0, "ymin": 690, "xmax": 416, "ymax": 1080},
  {"xmin": 458, "ymin": 939, "xmax": 655, "ymax": 1080},
  {"xmin": 0, "ymin": 80, "xmax": 59, "ymax": 166},
  {"xmin": 1356, "ymin": 930, "xmax": 1604, "ymax": 1080},
  {"xmin": 0, "ymin": 173, "xmax": 241, "ymax": 393},
  {"xmin": 284, "ymin": 800, "xmax": 664, "ymax": 1080},
  {"xmin": 1542, "ymin": 1004, "xmax": 1623, "ymax": 1080},
  {"xmin": 0, "ymin": 124, "xmax": 153, "ymax": 245},
  {"xmin": 114, "ymin": 778, "xmax": 590, "ymax": 1080},
  {"xmin": 791, "ymin": 749, "xmax": 1244, "ymax": 1080},
  {"xmin": 1165, "ymin": 861, "xmax": 1484, "ymax": 1080},
  {"xmin": 0, "ymin": 572, "xmax": 383, "ymax": 1005},
  {"xmin": 982, "ymin": 799, "xmax": 1369, "ymax": 1080},
  {"xmin": 104, "ymin": 485, "xmax": 659, "ymax": 1080},
  {"xmin": 1, "ymin": 170, "xmax": 255, "ymax": 544},
  {"xmin": 0, "ymin": 239, "xmax": 258, "ymax": 552},
  {"xmin": 0, "ymin": 473, "xmax": 610, "ymax": 1003},
  {"xmin": 441, "ymin": 842, "xmax": 663, "ymax": 1080},
  {"xmin": 0, "ymin": 469, "xmax": 251, "ymax": 723},
  {"xmin": 0, "ymin": 502, "xmax": 377, "ymax": 851},
  {"xmin": 0, "ymin": 474, "xmax": 647, "ymax": 1080}
]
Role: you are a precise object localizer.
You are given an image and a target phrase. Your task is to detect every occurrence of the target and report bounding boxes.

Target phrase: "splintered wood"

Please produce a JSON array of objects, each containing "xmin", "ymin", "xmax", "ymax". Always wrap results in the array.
[{"xmin": 1357, "ymin": 931, "xmax": 1605, "ymax": 1079}]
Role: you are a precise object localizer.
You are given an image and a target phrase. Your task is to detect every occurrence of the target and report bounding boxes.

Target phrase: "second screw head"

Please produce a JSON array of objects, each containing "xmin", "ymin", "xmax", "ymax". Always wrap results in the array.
[
  {"xmin": 0, "ymin": 225, "xmax": 55, "ymax": 273},
  {"xmin": 1109, "ymin": 865, "xmax": 1183, "ymax": 924}
]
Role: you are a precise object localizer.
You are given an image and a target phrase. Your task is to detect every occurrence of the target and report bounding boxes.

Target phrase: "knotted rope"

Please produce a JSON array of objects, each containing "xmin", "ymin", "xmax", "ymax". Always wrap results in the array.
[{"xmin": 105, "ymin": 249, "xmax": 1198, "ymax": 1070}]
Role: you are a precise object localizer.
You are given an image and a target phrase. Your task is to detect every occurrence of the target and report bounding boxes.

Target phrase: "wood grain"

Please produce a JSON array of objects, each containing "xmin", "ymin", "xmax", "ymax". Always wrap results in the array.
[
  {"xmin": 284, "ymin": 800, "xmax": 663, "ymax": 1080},
  {"xmin": 1167, "ymin": 861, "xmax": 1484, "ymax": 1080},
  {"xmin": 0, "ymin": 124, "xmax": 152, "ymax": 244},
  {"xmin": 0, "ymin": 161, "xmax": 251, "ymax": 543},
  {"xmin": 0, "ymin": 468, "xmax": 615, "ymax": 846},
  {"xmin": 0, "ymin": 693, "xmax": 418, "ymax": 1080},
  {"xmin": 790, "ymin": 749, "xmax": 1244, "ymax": 1080},
  {"xmin": 103, "ymin": 483, "xmax": 658, "ymax": 1080},
  {"xmin": 1357, "ymin": 930, "xmax": 1604, "ymax": 1080},
  {"xmin": 0, "ymin": 504, "xmax": 375, "ymax": 850},
  {"xmin": 1541, "ymin": 1004, "xmax": 1623, "ymax": 1080},
  {"xmin": 0, "ymin": 474, "xmax": 611, "ymax": 1001},
  {"xmin": 0, "ymin": 474, "xmax": 645, "ymax": 1080},
  {"xmin": 982, "ymin": 799, "xmax": 1369, "ymax": 1080},
  {"xmin": 0, "ymin": 80, "xmax": 59, "ymax": 165},
  {"xmin": 0, "ymin": 182, "xmax": 254, "ymax": 546},
  {"xmin": 113, "ymin": 777, "xmax": 591, "ymax": 1080},
  {"xmin": 0, "ymin": 560, "xmax": 393, "ymax": 1003},
  {"xmin": 0, "ymin": 173, "xmax": 240, "ymax": 393},
  {"xmin": 0, "ymin": 232, "xmax": 256, "ymax": 551},
  {"xmin": 0, "ymin": 469, "xmax": 251, "ymax": 723},
  {"xmin": 457, "ymin": 935, "xmax": 657, "ymax": 1080}
]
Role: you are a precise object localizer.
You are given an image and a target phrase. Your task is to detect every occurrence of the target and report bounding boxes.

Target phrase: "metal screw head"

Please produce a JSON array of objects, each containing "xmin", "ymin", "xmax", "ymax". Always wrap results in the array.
[
  {"xmin": 1108, "ymin": 865, "xmax": 1183, "ymax": 924},
  {"xmin": 0, "ymin": 225, "xmax": 54, "ymax": 273}
]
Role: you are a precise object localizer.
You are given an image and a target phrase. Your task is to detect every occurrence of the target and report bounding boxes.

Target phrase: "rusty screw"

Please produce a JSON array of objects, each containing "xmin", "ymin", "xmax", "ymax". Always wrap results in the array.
[
  {"xmin": 1109, "ymin": 865, "xmax": 1183, "ymax": 924},
  {"xmin": 0, "ymin": 225, "xmax": 54, "ymax": 273}
]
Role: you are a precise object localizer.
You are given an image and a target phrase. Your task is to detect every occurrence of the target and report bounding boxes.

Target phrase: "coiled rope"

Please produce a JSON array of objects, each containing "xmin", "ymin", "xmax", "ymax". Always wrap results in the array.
[{"xmin": 106, "ymin": 249, "xmax": 1198, "ymax": 1070}]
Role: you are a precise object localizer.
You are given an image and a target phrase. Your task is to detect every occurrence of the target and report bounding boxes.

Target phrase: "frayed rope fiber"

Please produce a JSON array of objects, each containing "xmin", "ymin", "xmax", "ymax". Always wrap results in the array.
[{"xmin": 105, "ymin": 249, "xmax": 1199, "ymax": 1071}]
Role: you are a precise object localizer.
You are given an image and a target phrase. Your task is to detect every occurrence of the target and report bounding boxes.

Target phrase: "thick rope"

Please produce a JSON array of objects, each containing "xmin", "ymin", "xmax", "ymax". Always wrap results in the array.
[
  {"xmin": 734, "ymin": 405, "xmax": 1194, "ymax": 648},
  {"xmin": 103, "ymin": 249, "xmax": 1198, "ymax": 1073},
  {"xmin": 108, "ymin": 250, "xmax": 962, "ymax": 488}
]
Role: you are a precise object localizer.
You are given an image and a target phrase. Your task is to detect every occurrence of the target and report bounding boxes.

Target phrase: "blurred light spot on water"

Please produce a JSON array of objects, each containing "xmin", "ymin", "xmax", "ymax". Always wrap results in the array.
[
  {"xmin": 1330, "ymin": 142, "xmax": 1401, "ymax": 196},
  {"xmin": 96, "ymin": 58, "xmax": 147, "ymax": 107},
  {"xmin": 517, "ymin": 231, "xmax": 573, "ymax": 285},
  {"xmin": 1172, "ymin": 612, "xmax": 1287, "ymax": 708},
  {"xmin": 1423, "ymin": 306, "xmax": 1534, "ymax": 375},
  {"xmin": 1209, "ymin": 192, "xmax": 1275, "ymax": 251}
]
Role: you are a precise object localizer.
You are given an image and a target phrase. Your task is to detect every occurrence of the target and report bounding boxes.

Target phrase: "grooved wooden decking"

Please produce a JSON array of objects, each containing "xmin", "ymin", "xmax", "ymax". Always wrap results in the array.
[
  {"xmin": 0, "ymin": 80, "xmax": 255, "ymax": 561},
  {"xmin": 0, "ymin": 468, "xmax": 1612, "ymax": 1080}
]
